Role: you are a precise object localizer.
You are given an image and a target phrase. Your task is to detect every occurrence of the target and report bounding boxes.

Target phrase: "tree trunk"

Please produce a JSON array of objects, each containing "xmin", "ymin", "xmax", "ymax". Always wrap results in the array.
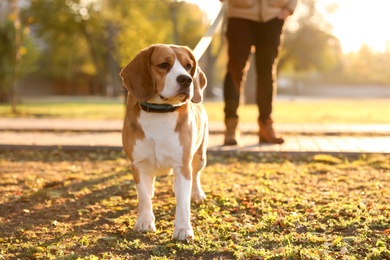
[{"xmin": 10, "ymin": 0, "xmax": 20, "ymax": 113}]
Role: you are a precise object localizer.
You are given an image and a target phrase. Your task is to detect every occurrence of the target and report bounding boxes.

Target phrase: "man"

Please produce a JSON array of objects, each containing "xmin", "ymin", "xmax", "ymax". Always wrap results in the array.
[{"xmin": 222, "ymin": 0, "xmax": 298, "ymax": 145}]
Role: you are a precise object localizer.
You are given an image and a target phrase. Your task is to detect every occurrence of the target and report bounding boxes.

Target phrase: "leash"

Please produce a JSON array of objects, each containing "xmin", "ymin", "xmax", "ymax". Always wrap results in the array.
[{"xmin": 192, "ymin": 3, "xmax": 226, "ymax": 61}]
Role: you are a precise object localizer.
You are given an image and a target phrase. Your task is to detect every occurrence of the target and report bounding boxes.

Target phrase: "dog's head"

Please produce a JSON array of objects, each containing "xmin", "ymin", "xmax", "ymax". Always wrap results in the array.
[{"xmin": 120, "ymin": 44, "xmax": 207, "ymax": 105}]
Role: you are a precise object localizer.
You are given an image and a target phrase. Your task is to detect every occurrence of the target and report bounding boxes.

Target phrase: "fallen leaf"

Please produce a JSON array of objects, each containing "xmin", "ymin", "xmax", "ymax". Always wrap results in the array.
[
  {"xmin": 47, "ymin": 191, "xmax": 62, "ymax": 199},
  {"xmin": 34, "ymin": 246, "xmax": 45, "ymax": 253},
  {"xmin": 272, "ymin": 247, "xmax": 286, "ymax": 254},
  {"xmin": 295, "ymin": 224, "xmax": 308, "ymax": 234},
  {"xmin": 43, "ymin": 181, "xmax": 64, "ymax": 188},
  {"xmin": 20, "ymin": 196, "xmax": 31, "ymax": 202},
  {"xmin": 340, "ymin": 247, "xmax": 348, "ymax": 255},
  {"xmin": 77, "ymin": 209, "xmax": 89, "ymax": 214},
  {"xmin": 166, "ymin": 243, "xmax": 176, "ymax": 248},
  {"xmin": 102, "ymin": 236, "xmax": 116, "ymax": 241},
  {"xmin": 231, "ymin": 233, "xmax": 239, "ymax": 241}
]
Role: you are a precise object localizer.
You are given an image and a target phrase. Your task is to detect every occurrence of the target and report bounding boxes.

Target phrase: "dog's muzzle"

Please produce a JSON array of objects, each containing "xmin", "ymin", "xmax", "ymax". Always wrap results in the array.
[
  {"xmin": 159, "ymin": 74, "xmax": 192, "ymax": 101},
  {"xmin": 176, "ymin": 75, "xmax": 192, "ymax": 100},
  {"xmin": 177, "ymin": 75, "xmax": 192, "ymax": 88}
]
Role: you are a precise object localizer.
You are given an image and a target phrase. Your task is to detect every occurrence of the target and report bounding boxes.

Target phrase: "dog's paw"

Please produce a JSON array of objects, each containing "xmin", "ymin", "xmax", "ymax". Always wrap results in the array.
[
  {"xmin": 134, "ymin": 219, "xmax": 156, "ymax": 232},
  {"xmin": 173, "ymin": 227, "xmax": 194, "ymax": 241},
  {"xmin": 191, "ymin": 189, "xmax": 206, "ymax": 204}
]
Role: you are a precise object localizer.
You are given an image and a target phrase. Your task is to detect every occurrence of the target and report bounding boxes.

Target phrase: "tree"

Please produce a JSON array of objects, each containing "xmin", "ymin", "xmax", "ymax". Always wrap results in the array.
[
  {"xmin": 24, "ymin": 0, "xmax": 113, "ymax": 95},
  {"xmin": 0, "ymin": 0, "xmax": 37, "ymax": 107},
  {"xmin": 342, "ymin": 45, "xmax": 390, "ymax": 85},
  {"xmin": 22, "ymin": 0, "xmax": 208, "ymax": 96},
  {"xmin": 281, "ymin": 1, "xmax": 390, "ymax": 86},
  {"xmin": 113, "ymin": 0, "xmax": 207, "ymax": 65},
  {"xmin": 279, "ymin": 0, "xmax": 341, "ymax": 73},
  {"xmin": 0, "ymin": 8, "xmax": 16, "ymax": 103}
]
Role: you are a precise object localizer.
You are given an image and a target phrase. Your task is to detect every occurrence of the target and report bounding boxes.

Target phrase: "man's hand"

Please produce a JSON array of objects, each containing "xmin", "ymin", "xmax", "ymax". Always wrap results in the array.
[{"xmin": 277, "ymin": 8, "xmax": 293, "ymax": 20}]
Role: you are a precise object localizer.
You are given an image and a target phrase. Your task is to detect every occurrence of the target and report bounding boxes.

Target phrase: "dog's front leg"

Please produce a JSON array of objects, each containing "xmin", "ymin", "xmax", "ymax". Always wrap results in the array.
[
  {"xmin": 173, "ymin": 171, "xmax": 193, "ymax": 240},
  {"xmin": 134, "ymin": 173, "xmax": 156, "ymax": 232},
  {"xmin": 191, "ymin": 151, "xmax": 207, "ymax": 203}
]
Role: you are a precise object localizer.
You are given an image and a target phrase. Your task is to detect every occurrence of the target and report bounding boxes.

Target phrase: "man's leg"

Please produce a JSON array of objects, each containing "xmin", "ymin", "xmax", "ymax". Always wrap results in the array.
[
  {"xmin": 223, "ymin": 18, "xmax": 254, "ymax": 145},
  {"xmin": 254, "ymin": 18, "xmax": 285, "ymax": 144}
]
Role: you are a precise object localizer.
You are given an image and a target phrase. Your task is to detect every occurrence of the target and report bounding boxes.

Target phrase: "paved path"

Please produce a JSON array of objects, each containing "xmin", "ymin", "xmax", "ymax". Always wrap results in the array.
[{"xmin": 1, "ymin": 118, "xmax": 390, "ymax": 155}]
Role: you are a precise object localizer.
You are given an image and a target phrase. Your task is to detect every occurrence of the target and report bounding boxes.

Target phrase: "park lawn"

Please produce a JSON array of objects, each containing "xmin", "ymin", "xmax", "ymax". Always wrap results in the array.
[
  {"xmin": 208, "ymin": 98, "xmax": 390, "ymax": 124},
  {"xmin": 0, "ymin": 150, "xmax": 389, "ymax": 259},
  {"xmin": 0, "ymin": 98, "xmax": 126, "ymax": 120},
  {"xmin": 0, "ymin": 98, "xmax": 390, "ymax": 124}
]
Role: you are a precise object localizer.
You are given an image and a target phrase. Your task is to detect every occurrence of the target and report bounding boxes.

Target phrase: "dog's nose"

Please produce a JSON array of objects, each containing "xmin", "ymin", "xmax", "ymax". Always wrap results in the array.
[{"xmin": 177, "ymin": 75, "xmax": 192, "ymax": 88}]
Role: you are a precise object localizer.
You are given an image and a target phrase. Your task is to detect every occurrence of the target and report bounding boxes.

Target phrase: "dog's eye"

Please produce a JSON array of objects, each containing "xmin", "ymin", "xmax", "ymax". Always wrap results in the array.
[
  {"xmin": 157, "ymin": 62, "xmax": 171, "ymax": 70},
  {"xmin": 184, "ymin": 63, "xmax": 192, "ymax": 71}
]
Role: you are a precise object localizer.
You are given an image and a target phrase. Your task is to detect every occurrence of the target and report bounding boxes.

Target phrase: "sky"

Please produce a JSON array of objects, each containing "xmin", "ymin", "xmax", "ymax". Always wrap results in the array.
[
  {"xmin": 190, "ymin": 0, "xmax": 390, "ymax": 53},
  {"xmin": 316, "ymin": 0, "xmax": 390, "ymax": 53}
]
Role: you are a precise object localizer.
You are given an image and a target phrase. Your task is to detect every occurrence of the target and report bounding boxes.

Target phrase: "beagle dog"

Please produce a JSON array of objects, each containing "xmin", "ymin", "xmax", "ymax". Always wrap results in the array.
[{"xmin": 120, "ymin": 44, "xmax": 208, "ymax": 241}]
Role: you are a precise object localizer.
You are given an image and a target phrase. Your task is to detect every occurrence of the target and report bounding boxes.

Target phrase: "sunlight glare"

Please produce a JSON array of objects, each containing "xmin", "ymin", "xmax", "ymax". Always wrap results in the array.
[
  {"xmin": 186, "ymin": 0, "xmax": 222, "ymax": 22},
  {"xmin": 191, "ymin": 0, "xmax": 390, "ymax": 53},
  {"xmin": 320, "ymin": 0, "xmax": 390, "ymax": 53}
]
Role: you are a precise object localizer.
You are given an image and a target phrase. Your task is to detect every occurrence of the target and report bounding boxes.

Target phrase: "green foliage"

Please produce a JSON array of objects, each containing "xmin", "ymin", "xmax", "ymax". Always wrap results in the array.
[
  {"xmin": 281, "ymin": 0, "xmax": 341, "ymax": 73},
  {"xmin": 111, "ymin": 0, "xmax": 173, "ymax": 66},
  {"xmin": 282, "ymin": 24, "xmax": 340, "ymax": 72},
  {"xmin": 0, "ymin": 20, "xmax": 15, "ymax": 99},
  {"xmin": 112, "ymin": 0, "xmax": 207, "ymax": 66},
  {"xmin": 21, "ymin": 0, "xmax": 208, "ymax": 92},
  {"xmin": 342, "ymin": 46, "xmax": 390, "ymax": 85},
  {"xmin": 174, "ymin": 3, "xmax": 208, "ymax": 49},
  {"xmin": 17, "ymin": 30, "xmax": 39, "ymax": 76},
  {"xmin": 0, "ymin": 16, "xmax": 38, "ymax": 102},
  {"xmin": 23, "ymin": 0, "xmax": 107, "ymax": 79}
]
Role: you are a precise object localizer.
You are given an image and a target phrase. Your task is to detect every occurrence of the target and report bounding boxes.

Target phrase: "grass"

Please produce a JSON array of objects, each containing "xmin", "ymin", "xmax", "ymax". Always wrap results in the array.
[
  {"xmin": 0, "ymin": 97, "xmax": 389, "ymax": 258},
  {"xmin": 0, "ymin": 98, "xmax": 390, "ymax": 124},
  {"xmin": 1, "ymin": 150, "xmax": 389, "ymax": 259},
  {"xmin": 0, "ymin": 97, "xmax": 126, "ymax": 120}
]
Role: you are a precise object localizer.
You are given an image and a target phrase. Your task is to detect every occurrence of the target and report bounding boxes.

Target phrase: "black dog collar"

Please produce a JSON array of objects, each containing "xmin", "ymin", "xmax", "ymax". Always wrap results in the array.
[{"xmin": 139, "ymin": 102, "xmax": 181, "ymax": 113}]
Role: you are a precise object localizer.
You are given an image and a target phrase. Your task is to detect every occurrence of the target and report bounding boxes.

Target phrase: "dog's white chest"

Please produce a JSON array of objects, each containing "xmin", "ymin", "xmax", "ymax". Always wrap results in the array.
[{"xmin": 133, "ymin": 111, "xmax": 183, "ymax": 171}]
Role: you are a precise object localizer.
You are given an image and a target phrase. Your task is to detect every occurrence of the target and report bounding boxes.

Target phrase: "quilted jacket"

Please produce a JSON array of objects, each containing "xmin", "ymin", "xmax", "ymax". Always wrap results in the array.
[{"xmin": 224, "ymin": 0, "xmax": 298, "ymax": 22}]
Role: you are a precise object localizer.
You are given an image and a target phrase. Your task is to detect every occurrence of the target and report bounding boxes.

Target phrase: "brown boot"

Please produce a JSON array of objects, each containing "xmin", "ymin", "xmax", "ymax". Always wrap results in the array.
[
  {"xmin": 259, "ymin": 118, "xmax": 284, "ymax": 144},
  {"xmin": 224, "ymin": 118, "xmax": 240, "ymax": 145}
]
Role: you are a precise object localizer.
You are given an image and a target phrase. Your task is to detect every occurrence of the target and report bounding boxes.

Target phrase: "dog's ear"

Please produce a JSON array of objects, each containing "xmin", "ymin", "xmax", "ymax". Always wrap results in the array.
[
  {"xmin": 120, "ymin": 46, "xmax": 156, "ymax": 102},
  {"xmin": 192, "ymin": 66, "xmax": 207, "ymax": 103}
]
